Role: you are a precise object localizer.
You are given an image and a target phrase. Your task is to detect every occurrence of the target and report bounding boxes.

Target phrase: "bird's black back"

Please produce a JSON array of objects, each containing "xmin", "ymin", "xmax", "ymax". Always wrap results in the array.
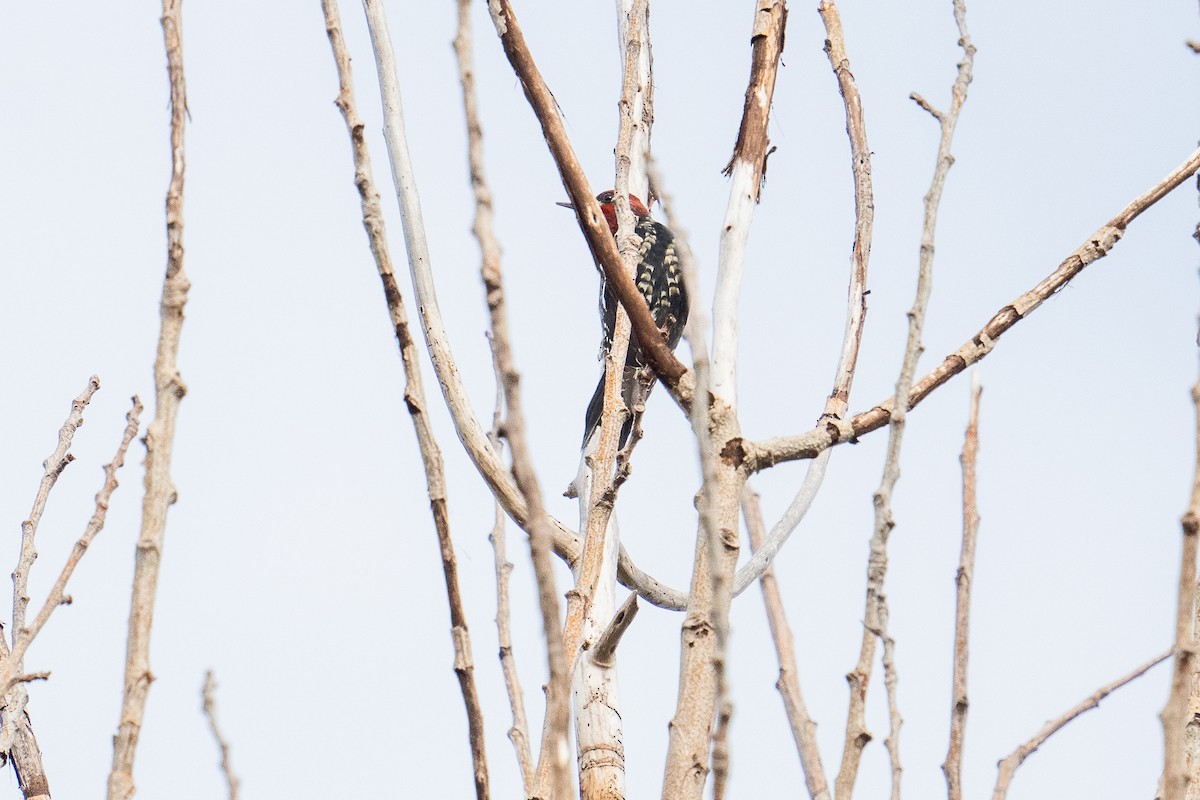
[{"xmin": 583, "ymin": 215, "xmax": 689, "ymax": 447}]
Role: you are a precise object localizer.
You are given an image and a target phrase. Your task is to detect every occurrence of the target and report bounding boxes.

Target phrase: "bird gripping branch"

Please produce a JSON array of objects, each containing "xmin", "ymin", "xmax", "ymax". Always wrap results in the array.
[{"xmin": 559, "ymin": 191, "xmax": 689, "ymax": 449}]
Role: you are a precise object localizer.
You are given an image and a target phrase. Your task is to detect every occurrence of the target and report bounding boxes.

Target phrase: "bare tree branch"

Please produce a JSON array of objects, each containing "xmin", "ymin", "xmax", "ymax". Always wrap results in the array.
[
  {"xmin": 326, "ymin": 0, "xmax": 690, "ymax": 619},
  {"xmin": 12, "ymin": 377, "xmax": 100, "ymax": 646},
  {"xmin": 558, "ymin": 4, "xmax": 655, "ymax": 795},
  {"xmin": 725, "ymin": 0, "xmax": 876, "ymax": 602},
  {"xmin": 490, "ymin": 502, "xmax": 535, "ymax": 794},
  {"xmin": 346, "ymin": 5, "xmax": 572, "ymax": 794},
  {"xmin": 710, "ymin": 0, "xmax": 786, "ymax": 404},
  {"xmin": 324, "ymin": 2, "xmax": 490, "ymax": 796},
  {"xmin": 710, "ymin": 700, "xmax": 733, "ymax": 800},
  {"xmin": 835, "ymin": 3, "xmax": 973, "ymax": 795},
  {"xmin": 993, "ymin": 651, "xmax": 1171, "ymax": 800},
  {"xmin": 721, "ymin": 0, "xmax": 788, "ymax": 197},
  {"xmin": 486, "ymin": 0, "xmax": 690, "ymax": 394},
  {"xmin": 742, "ymin": 486, "xmax": 831, "ymax": 800},
  {"xmin": 3, "ymin": 398, "xmax": 142, "ymax": 691},
  {"xmin": 942, "ymin": 372, "xmax": 981, "ymax": 800},
  {"xmin": 201, "ymin": 672, "xmax": 239, "ymax": 800},
  {"xmin": 1161, "ymin": 372, "xmax": 1200, "ymax": 800},
  {"xmin": 109, "ymin": 2, "xmax": 191, "ymax": 794},
  {"xmin": 3, "ymin": 377, "xmax": 101, "ymax": 800},
  {"xmin": 749, "ymin": 146, "xmax": 1200, "ymax": 471},
  {"xmin": 817, "ymin": 0, "xmax": 872, "ymax": 423},
  {"xmin": 651, "ymin": 161, "xmax": 729, "ymax": 800},
  {"xmin": 591, "ymin": 592, "xmax": 639, "ymax": 669},
  {"xmin": 483, "ymin": 345, "xmax": 534, "ymax": 793},
  {"xmin": 661, "ymin": 3, "xmax": 785, "ymax": 797},
  {"xmin": 879, "ymin": 607, "xmax": 902, "ymax": 800}
]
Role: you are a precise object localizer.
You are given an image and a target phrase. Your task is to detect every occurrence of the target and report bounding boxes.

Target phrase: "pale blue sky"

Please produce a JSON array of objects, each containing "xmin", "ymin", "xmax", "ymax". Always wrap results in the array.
[{"xmin": 0, "ymin": 1, "xmax": 1197, "ymax": 798}]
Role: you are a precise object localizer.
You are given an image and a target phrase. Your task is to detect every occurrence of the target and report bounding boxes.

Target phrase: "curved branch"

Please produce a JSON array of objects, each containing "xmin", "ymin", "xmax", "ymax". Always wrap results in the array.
[
  {"xmin": 731, "ymin": 449, "xmax": 830, "ymax": 596},
  {"xmin": 730, "ymin": 0, "xmax": 876, "ymax": 598}
]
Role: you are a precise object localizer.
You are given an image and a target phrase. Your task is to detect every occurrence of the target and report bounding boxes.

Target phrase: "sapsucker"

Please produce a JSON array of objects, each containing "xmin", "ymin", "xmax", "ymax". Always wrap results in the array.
[{"xmin": 561, "ymin": 190, "xmax": 689, "ymax": 448}]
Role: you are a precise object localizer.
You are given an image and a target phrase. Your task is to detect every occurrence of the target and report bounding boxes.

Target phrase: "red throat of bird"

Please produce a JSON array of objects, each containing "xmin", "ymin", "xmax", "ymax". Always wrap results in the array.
[{"xmin": 598, "ymin": 194, "xmax": 650, "ymax": 235}]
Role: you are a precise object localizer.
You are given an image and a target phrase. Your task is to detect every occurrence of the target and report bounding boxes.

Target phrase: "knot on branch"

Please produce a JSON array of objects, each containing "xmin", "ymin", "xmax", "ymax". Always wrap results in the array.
[{"xmin": 719, "ymin": 437, "xmax": 747, "ymax": 469}]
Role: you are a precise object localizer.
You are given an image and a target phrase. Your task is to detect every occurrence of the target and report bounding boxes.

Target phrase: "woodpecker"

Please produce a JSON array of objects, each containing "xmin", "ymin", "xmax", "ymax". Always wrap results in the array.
[{"xmin": 559, "ymin": 190, "xmax": 689, "ymax": 449}]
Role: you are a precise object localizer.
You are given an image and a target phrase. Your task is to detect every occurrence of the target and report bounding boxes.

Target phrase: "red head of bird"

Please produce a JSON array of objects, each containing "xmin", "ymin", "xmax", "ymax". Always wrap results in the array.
[{"xmin": 558, "ymin": 190, "xmax": 650, "ymax": 235}]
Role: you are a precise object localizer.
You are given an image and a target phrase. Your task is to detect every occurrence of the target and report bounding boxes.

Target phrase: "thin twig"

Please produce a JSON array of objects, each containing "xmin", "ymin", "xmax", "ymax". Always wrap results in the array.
[
  {"xmin": 491, "ymin": 503, "xmax": 535, "ymax": 794},
  {"xmin": 485, "ymin": 348, "xmax": 534, "ymax": 792},
  {"xmin": 942, "ymin": 372, "xmax": 981, "ymax": 800},
  {"xmin": 749, "ymin": 148, "xmax": 1200, "ymax": 471},
  {"xmin": 993, "ymin": 650, "xmax": 1171, "ymax": 800},
  {"xmin": 821, "ymin": 0, "xmax": 888, "ymax": 792},
  {"xmin": 710, "ymin": 699, "xmax": 733, "ymax": 800},
  {"xmin": 731, "ymin": 452, "xmax": 829, "ymax": 596},
  {"xmin": 324, "ymin": 2, "xmax": 490, "ymax": 796},
  {"xmin": 834, "ymin": 4, "xmax": 973, "ymax": 796},
  {"xmin": 879, "ymin": 608, "xmax": 901, "ymax": 800},
  {"xmin": 742, "ymin": 486, "xmax": 830, "ymax": 800},
  {"xmin": 201, "ymin": 672, "xmax": 240, "ymax": 800},
  {"xmin": 108, "ymin": 2, "xmax": 190, "ymax": 795},
  {"xmin": 488, "ymin": 206, "xmax": 573, "ymax": 800}
]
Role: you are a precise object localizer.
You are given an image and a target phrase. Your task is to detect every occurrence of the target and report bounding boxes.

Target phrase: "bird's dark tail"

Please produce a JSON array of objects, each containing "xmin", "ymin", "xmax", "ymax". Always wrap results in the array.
[{"xmin": 582, "ymin": 367, "xmax": 650, "ymax": 449}]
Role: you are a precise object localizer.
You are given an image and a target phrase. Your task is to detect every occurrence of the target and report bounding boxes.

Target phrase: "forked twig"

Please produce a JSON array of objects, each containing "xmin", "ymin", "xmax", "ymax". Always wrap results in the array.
[
  {"xmin": 4, "ymin": 377, "xmax": 104, "ymax": 800},
  {"xmin": 3, "ymin": 398, "xmax": 143, "ymax": 692},
  {"xmin": 13, "ymin": 377, "xmax": 100, "ymax": 644}
]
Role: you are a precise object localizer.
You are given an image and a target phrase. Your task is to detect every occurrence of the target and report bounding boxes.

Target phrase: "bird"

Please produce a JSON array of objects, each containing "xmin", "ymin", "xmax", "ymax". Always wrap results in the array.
[{"xmin": 558, "ymin": 190, "xmax": 689, "ymax": 449}]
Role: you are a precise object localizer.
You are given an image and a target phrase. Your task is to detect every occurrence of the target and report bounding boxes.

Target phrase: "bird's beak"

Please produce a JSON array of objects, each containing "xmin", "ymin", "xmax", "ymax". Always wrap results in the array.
[{"xmin": 556, "ymin": 201, "xmax": 575, "ymax": 210}]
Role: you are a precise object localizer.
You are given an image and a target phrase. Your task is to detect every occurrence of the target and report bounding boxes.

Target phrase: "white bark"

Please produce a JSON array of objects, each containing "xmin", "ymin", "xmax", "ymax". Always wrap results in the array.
[{"xmin": 709, "ymin": 163, "xmax": 757, "ymax": 407}]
